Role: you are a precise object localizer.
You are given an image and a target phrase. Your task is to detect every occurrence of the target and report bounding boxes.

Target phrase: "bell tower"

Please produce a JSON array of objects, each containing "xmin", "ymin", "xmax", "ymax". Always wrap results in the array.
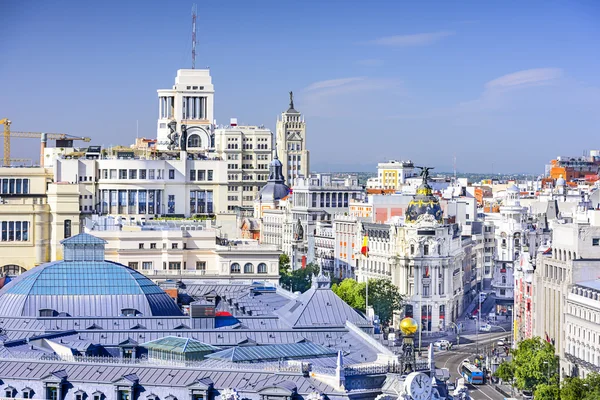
[{"xmin": 275, "ymin": 92, "xmax": 310, "ymax": 185}]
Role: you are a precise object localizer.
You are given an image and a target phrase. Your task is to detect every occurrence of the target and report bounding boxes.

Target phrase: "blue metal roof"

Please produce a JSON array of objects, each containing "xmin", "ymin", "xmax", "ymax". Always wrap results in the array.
[
  {"xmin": 205, "ymin": 342, "xmax": 337, "ymax": 362},
  {"xmin": 0, "ymin": 261, "xmax": 183, "ymax": 317}
]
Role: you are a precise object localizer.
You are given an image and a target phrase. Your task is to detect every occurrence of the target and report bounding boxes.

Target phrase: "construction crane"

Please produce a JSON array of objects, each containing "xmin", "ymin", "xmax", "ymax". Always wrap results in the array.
[{"xmin": 1, "ymin": 118, "xmax": 91, "ymax": 166}]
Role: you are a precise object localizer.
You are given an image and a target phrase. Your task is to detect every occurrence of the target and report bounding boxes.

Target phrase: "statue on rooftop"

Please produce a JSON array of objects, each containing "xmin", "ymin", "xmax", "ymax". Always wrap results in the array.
[
  {"xmin": 289, "ymin": 91, "xmax": 294, "ymax": 109},
  {"xmin": 415, "ymin": 166, "xmax": 434, "ymax": 183},
  {"xmin": 293, "ymin": 218, "xmax": 304, "ymax": 241}
]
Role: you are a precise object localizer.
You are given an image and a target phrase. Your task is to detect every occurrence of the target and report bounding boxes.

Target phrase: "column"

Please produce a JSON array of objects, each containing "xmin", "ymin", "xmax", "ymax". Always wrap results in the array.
[
  {"xmin": 159, "ymin": 97, "xmax": 162, "ymax": 119},
  {"xmin": 201, "ymin": 97, "xmax": 206, "ymax": 119}
]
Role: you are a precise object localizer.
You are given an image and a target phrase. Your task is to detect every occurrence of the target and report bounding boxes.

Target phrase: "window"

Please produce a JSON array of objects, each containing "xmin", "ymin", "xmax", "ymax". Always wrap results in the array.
[
  {"xmin": 424, "ymin": 245, "xmax": 429, "ymax": 255},
  {"xmin": 169, "ymin": 169, "xmax": 175, "ymax": 179},
  {"xmin": 64, "ymin": 219, "xmax": 72, "ymax": 239},
  {"xmin": 139, "ymin": 243, "xmax": 144, "ymax": 249},
  {"xmin": 138, "ymin": 169, "xmax": 146, "ymax": 179},
  {"xmin": 196, "ymin": 261, "xmax": 206, "ymax": 271},
  {"xmin": 148, "ymin": 169, "xmax": 155, "ymax": 179},
  {"xmin": 39, "ymin": 309, "xmax": 57, "ymax": 317},
  {"xmin": 190, "ymin": 170, "xmax": 196, "ymax": 181},
  {"xmin": 129, "ymin": 169, "xmax": 137, "ymax": 179},
  {"xmin": 208, "ymin": 170, "xmax": 213, "ymax": 181},
  {"xmin": 410, "ymin": 244, "xmax": 415, "ymax": 255},
  {"xmin": 230, "ymin": 263, "xmax": 241, "ymax": 273},
  {"xmin": 128, "ymin": 262, "xmax": 139, "ymax": 270},
  {"xmin": 150, "ymin": 243, "xmax": 156, "ymax": 249},
  {"xmin": 142, "ymin": 261, "xmax": 153, "ymax": 270},
  {"xmin": 168, "ymin": 262, "xmax": 181, "ymax": 270},
  {"xmin": 172, "ymin": 243, "xmax": 178, "ymax": 249},
  {"xmin": 244, "ymin": 263, "xmax": 254, "ymax": 273},
  {"xmin": 593, "ymin": 238, "xmax": 600, "ymax": 246},
  {"xmin": 198, "ymin": 170, "xmax": 206, "ymax": 180},
  {"xmin": 121, "ymin": 308, "xmax": 138, "ymax": 316},
  {"xmin": 119, "ymin": 169, "xmax": 127, "ymax": 179},
  {"xmin": 258, "ymin": 263, "xmax": 267, "ymax": 274}
]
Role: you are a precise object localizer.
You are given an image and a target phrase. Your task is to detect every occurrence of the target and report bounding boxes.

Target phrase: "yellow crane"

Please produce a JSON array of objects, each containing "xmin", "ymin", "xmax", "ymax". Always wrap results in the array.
[{"xmin": 1, "ymin": 118, "xmax": 91, "ymax": 166}]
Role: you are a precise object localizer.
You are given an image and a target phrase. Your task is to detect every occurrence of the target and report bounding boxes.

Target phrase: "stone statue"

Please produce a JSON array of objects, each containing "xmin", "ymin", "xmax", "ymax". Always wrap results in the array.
[
  {"xmin": 293, "ymin": 218, "xmax": 304, "ymax": 241},
  {"xmin": 415, "ymin": 166, "xmax": 434, "ymax": 183},
  {"xmin": 289, "ymin": 91, "xmax": 294, "ymax": 109}
]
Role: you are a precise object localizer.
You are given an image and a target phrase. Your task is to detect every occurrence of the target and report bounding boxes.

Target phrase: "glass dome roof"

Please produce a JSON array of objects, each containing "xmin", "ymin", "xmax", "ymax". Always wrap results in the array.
[{"xmin": 0, "ymin": 260, "xmax": 183, "ymax": 317}]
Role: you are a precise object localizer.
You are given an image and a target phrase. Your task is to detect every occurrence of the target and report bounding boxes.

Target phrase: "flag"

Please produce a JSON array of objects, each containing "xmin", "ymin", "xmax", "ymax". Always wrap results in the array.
[{"xmin": 360, "ymin": 234, "xmax": 369, "ymax": 257}]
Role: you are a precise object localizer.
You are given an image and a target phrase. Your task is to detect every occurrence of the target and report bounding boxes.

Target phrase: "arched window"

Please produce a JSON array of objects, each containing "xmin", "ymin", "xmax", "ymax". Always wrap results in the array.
[
  {"xmin": 1, "ymin": 264, "xmax": 26, "ymax": 276},
  {"xmin": 187, "ymin": 135, "xmax": 201, "ymax": 148},
  {"xmin": 257, "ymin": 263, "xmax": 267, "ymax": 274},
  {"xmin": 230, "ymin": 263, "xmax": 240, "ymax": 274},
  {"xmin": 410, "ymin": 244, "xmax": 415, "ymax": 255},
  {"xmin": 244, "ymin": 263, "xmax": 254, "ymax": 273}
]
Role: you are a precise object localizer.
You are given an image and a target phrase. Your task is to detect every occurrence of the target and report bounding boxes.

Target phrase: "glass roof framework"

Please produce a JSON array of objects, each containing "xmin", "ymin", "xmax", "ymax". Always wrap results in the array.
[
  {"xmin": 142, "ymin": 336, "xmax": 220, "ymax": 354},
  {"xmin": 205, "ymin": 342, "xmax": 338, "ymax": 362}
]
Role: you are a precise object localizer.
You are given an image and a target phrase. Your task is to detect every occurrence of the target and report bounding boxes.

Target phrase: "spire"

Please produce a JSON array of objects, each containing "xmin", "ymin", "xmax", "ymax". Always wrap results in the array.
[
  {"xmin": 274, "ymin": 143, "xmax": 279, "ymax": 160},
  {"xmin": 289, "ymin": 91, "xmax": 294, "ymax": 110},
  {"xmin": 335, "ymin": 350, "xmax": 345, "ymax": 389}
]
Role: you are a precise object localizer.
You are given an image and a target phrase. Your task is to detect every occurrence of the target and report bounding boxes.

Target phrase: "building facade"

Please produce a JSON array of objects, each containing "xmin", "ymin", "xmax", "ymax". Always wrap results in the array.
[
  {"xmin": 564, "ymin": 280, "xmax": 600, "ymax": 378},
  {"xmin": 0, "ymin": 167, "xmax": 80, "ymax": 273},
  {"xmin": 275, "ymin": 94, "xmax": 309, "ymax": 184},
  {"xmin": 376, "ymin": 160, "xmax": 416, "ymax": 190},
  {"xmin": 533, "ymin": 210, "xmax": 600, "ymax": 371},
  {"xmin": 85, "ymin": 217, "xmax": 280, "ymax": 283}
]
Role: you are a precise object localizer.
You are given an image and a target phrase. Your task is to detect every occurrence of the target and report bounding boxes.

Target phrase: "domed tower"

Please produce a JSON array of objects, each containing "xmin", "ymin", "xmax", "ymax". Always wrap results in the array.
[
  {"xmin": 257, "ymin": 147, "xmax": 290, "ymax": 202},
  {"xmin": 405, "ymin": 167, "xmax": 443, "ymax": 225}
]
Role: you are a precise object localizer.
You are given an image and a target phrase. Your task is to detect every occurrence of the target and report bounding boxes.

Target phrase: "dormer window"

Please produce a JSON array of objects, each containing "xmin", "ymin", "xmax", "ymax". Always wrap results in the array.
[
  {"xmin": 39, "ymin": 309, "xmax": 57, "ymax": 317},
  {"xmin": 121, "ymin": 308, "xmax": 139, "ymax": 317}
]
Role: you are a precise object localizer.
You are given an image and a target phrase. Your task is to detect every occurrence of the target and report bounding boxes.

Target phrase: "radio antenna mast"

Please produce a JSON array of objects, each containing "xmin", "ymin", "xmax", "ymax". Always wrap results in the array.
[{"xmin": 191, "ymin": 4, "xmax": 197, "ymax": 69}]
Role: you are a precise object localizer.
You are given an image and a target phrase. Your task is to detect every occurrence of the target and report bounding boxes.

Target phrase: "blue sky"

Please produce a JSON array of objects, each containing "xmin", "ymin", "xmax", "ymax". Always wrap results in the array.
[{"xmin": 1, "ymin": 0, "xmax": 599, "ymax": 173}]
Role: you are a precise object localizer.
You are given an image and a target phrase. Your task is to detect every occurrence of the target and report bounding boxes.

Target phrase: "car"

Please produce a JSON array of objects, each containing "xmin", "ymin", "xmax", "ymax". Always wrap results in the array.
[
  {"xmin": 433, "ymin": 339, "xmax": 451, "ymax": 349},
  {"xmin": 480, "ymin": 324, "xmax": 491, "ymax": 332},
  {"xmin": 497, "ymin": 339, "xmax": 505, "ymax": 347},
  {"xmin": 521, "ymin": 390, "xmax": 534, "ymax": 400}
]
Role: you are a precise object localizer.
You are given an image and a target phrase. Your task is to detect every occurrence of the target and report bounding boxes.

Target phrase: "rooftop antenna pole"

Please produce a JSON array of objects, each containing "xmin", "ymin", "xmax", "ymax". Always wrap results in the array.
[
  {"xmin": 136, "ymin": 120, "xmax": 139, "ymax": 139},
  {"xmin": 191, "ymin": 4, "xmax": 197, "ymax": 69},
  {"xmin": 453, "ymin": 154, "xmax": 457, "ymax": 184}
]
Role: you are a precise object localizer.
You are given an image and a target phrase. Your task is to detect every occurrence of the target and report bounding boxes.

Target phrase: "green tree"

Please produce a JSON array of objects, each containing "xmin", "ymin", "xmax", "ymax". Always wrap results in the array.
[
  {"xmin": 331, "ymin": 279, "xmax": 366, "ymax": 310},
  {"xmin": 331, "ymin": 278, "xmax": 403, "ymax": 325},
  {"xmin": 534, "ymin": 383, "xmax": 559, "ymax": 400},
  {"xmin": 560, "ymin": 373, "xmax": 600, "ymax": 400},
  {"xmin": 493, "ymin": 338, "xmax": 559, "ymax": 394},
  {"xmin": 494, "ymin": 360, "xmax": 515, "ymax": 383},
  {"xmin": 288, "ymin": 263, "xmax": 320, "ymax": 293},
  {"xmin": 278, "ymin": 254, "xmax": 292, "ymax": 289},
  {"xmin": 368, "ymin": 279, "xmax": 403, "ymax": 326}
]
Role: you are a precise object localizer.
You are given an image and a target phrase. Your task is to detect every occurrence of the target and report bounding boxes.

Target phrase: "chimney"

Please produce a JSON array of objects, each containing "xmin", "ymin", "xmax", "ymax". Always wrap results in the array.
[
  {"xmin": 230, "ymin": 118, "xmax": 237, "ymax": 127},
  {"xmin": 40, "ymin": 133, "xmax": 47, "ymax": 166}
]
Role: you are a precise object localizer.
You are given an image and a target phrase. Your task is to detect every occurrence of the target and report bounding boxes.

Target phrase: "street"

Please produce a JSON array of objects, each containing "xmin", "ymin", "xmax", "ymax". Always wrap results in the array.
[{"xmin": 434, "ymin": 332, "xmax": 510, "ymax": 400}]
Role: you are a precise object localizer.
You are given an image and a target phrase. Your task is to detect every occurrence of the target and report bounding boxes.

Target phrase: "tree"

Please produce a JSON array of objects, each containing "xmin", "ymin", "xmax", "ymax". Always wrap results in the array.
[
  {"xmin": 368, "ymin": 279, "xmax": 403, "ymax": 326},
  {"xmin": 331, "ymin": 278, "xmax": 403, "ymax": 325},
  {"xmin": 560, "ymin": 373, "xmax": 600, "ymax": 400},
  {"xmin": 534, "ymin": 383, "xmax": 559, "ymax": 400},
  {"xmin": 288, "ymin": 263, "xmax": 320, "ymax": 293},
  {"xmin": 494, "ymin": 360, "xmax": 515, "ymax": 383},
  {"xmin": 493, "ymin": 338, "xmax": 559, "ymax": 394},
  {"xmin": 332, "ymin": 279, "xmax": 366, "ymax": 310},
  {"xmin": 278, "ymin": 254, "xmax": 292, "ymax": 289}
]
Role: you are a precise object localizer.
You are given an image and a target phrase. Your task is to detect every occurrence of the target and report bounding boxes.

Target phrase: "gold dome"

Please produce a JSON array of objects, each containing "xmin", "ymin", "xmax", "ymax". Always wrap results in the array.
[{"xmin": 399, "ymin": 317, "xmax": 419, "ymax": 335}]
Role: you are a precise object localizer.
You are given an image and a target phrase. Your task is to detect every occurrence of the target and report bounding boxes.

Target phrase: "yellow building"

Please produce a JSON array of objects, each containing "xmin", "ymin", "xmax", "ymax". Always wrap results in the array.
[
  {"xmin": 0, "ymin": 168, "xmax": 80, "ymax": 275},
  {"xmin": 377, "ymin": 160, "xmax": 416, "ymax": 190}
]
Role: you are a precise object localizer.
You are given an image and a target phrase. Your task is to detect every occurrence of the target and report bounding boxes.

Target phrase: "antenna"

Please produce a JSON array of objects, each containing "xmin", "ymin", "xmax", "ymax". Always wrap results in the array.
[
  {"xmin": 191, "ymin": 4, "xmax": 197, "ymax": 69},
  {"xmin": 453, "ymin": 154, "xmax": 457, "ymax": 183},
  {"xmin": 136, "ymin": 120, "xmax": 139, "ymax": 139}
]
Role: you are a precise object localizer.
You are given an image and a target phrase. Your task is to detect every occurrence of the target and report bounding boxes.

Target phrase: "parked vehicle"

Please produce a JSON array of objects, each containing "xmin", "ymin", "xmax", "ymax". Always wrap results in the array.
[
  {"xmin": 480, "ymin": 324, "xmax": 491, "ymax": 332},
  {"xmin": 433, "ymin": 339, "xmax": 451, "ymax": 349}
]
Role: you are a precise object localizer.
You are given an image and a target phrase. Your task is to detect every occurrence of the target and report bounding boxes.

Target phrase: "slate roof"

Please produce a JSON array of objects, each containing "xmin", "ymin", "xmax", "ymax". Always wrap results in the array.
[
  {"xmin": 275, "ymin": 284, "xmax": 370, "ymax": 329},
  {"xmin": 0, "ymin": 261, "xmax": 183, "ymax": 317},
  {"xmin": 0, "ymin": 360, "xmax": 338, "ymax": 394}
]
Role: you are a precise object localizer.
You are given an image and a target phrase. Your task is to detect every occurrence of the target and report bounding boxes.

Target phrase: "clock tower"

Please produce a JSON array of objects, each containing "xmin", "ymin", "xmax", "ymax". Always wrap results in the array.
[{"xmin": 275, "ymin": 91, "xmax": 310, "ymax": 185}]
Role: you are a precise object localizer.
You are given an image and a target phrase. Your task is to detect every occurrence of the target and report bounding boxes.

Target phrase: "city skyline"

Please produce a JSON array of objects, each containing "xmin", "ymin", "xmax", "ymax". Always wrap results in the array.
[{"xmin": 1, "ymin": 0, "xmax": 599, "ymax": 173}]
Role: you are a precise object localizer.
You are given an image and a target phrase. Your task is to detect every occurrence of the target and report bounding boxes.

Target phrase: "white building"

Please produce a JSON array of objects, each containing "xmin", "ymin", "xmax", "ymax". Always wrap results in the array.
[
  {"xmin": 314, "ymin": 221, "xmax": 335, "ymax": 276},
  {"xmin": 156, "ymin": 69, "xmax": 215, "ymax": 152},
  {"xmin": 214, "ymin": 123, "xmax": 273, "ymax": 211},
  {"xmin": 533, "ymin": 209, "xmax": 600, "ymax": 370},
  {"xmin": 84, "ymin": 216, "xmax": 280, "ymax": 283},
  {"xmin": 564, "ymin": 280, "xmax": 600, "ymax": 378},
  {"xmin": 354, "ymin": 176, "xmax": 471, "ymax": 331},
  {"xmin": 275, "ymin": 93, "xmax": 309, "ymax": 184},
  {"xmin": 376, "ymin": 160, "xmax": 416, "ymax": 190}
]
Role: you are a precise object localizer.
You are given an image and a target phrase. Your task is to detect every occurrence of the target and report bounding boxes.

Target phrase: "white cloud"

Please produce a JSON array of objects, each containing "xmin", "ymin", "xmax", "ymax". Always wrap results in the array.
[
  {"xmin": 362, "ymin": 31, "xmax": 455, "ymax": 47},
  {"xmin": 356, "ymin": 59, "xmax": 384, "ymax": 67},
  {"xmin": 485, "ymin": 68, "xmax": 562, "ymax": 92},
  {"xmin": 304, "ymin": 77, "xmax": 365, "ymax": 92}
]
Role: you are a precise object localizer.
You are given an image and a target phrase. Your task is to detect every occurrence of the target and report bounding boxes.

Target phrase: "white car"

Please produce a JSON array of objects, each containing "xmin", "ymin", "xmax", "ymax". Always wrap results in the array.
[
  {"xmin": 480, "ymin": 324, "xmax": 491, "ymax": 332},
  {"xmin": 433, "ymin": 339, "xmax": 451, "ymax": 349},
  {"xmin": 497, "ymin": 339, "xmax": 505, "ymax": 347}
]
